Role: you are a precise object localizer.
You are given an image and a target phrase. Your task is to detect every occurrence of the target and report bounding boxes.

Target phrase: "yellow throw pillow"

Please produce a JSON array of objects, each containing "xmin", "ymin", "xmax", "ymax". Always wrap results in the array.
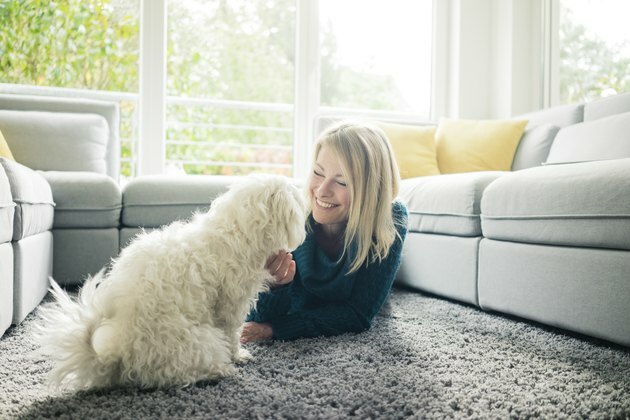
[
  {"xmin": 376, "ymin": 121, "xmax": 440, "ymax": 179},
  {"xmin": 0, "ymin": 129, "xmax": 15, "ymax": 161},
  {"xmin": 435, "ymin": 118, "xmax": 528, "ymax": 173}
]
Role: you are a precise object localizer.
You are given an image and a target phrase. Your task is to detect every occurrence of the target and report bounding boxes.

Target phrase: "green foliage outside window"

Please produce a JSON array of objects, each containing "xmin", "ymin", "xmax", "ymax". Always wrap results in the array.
[
  {"xmin": 559, "ymin": 10, "xmax": 630, "ymax": 104},
  {"xmin": 0, "ymin": 0, "xmax": 139, "ymax": 177},
  {"xmin": 0, "ymin": 0, "xmax": 411, "ymax": 178},
  {"xmin": 165, "ymin": 0, "xmax": 295, "ymax": 176}
]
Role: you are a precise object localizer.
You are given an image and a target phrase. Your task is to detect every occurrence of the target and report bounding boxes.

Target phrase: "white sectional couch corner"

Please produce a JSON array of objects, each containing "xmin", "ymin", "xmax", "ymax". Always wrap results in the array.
[
  {"xmin": 395, "ymin": 92, "xmax": 630, "ymax": 347},
  {"xmin": 0, "ymin": 91, "xmax": 629, "ymax": 348}
]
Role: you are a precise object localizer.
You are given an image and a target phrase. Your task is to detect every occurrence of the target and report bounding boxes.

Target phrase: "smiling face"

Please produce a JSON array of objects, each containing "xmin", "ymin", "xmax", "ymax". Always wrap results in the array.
[{"xmin": 308, "ymin": 146, "xmax": 351, "ymax": 232}]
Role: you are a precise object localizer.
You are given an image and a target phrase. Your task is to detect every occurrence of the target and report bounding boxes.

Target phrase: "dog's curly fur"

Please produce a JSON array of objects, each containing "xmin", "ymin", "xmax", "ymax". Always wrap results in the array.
[{"xmin": 36, "ymin": 174, "xmax": 307, "ymax": 391}]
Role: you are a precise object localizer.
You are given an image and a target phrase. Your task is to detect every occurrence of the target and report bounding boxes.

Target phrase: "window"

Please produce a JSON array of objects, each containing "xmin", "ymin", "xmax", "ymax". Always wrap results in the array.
[
  {"xmin": 166, "ymin": 0, "xmax": 295, "ymax": 176},
  {"xmin": 557, "ymin": 0, "xmax": 630, "ymax": 104},
  {"xmin": 0, "ymin": 0, "xmax": 140, "ymax": 178},
  {"xmin": 0, "ymin": 0, "xmax": 434, "ymax": 179},
  {"xmin": 319, "ymin": 0, "xmax": 432, "ymax": 117}
]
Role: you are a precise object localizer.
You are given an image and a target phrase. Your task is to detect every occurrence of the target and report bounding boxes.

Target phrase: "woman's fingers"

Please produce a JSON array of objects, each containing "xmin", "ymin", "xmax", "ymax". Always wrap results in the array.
[
  {"xmin": 277, "ymin": 260, "xmax": 296, "ymax": 284},
  {"xmin": 266, "ymin": 251, "xmax": 289, "ymax": 272},
  {"xmin": 267, "ymin": 252, "xmax": 291, "ymax": 276},
  {"xmin": 240, "ymin": 322, "xmax": 273, "ymax": 343}
]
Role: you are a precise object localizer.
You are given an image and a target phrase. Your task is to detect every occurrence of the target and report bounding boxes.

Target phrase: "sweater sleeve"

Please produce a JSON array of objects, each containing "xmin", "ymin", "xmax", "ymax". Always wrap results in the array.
[
  {"xmin": 246, "ymin": 286, "xmax": 292, "ymax": 323},
  {"xmin": 271, "ymin": 202, "xmax": 408, "ymax": 340}
]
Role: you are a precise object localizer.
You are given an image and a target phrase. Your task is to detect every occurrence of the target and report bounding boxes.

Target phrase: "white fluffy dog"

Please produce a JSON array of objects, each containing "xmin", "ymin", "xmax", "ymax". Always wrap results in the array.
[{"xmin": 36, "ymin": 174, "xmax": 306, "ymax": 391}]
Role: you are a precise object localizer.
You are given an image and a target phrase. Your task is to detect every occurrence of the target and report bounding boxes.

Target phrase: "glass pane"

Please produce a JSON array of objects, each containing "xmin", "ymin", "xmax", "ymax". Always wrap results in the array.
[
  {"xmin": 0, "ymin": 0, "xmax": 140, "ymax": 92},
  {"xmin": 166, "ymin": 0, "xmax": 295, "ymax": 176},
  {"xmin": 0, "ymin": 0, "xmax": 140, "ymax": 179},
  {"xmin": 559, "ymin": 0, "xmax": 630, "ymax": 103},
  {"xmin": 319, "ymin": 0, "xmax": 432, "ymax": 117}
]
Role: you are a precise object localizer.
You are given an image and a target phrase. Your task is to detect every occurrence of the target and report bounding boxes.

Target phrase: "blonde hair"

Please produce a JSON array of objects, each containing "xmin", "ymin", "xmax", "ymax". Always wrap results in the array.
[{"xmin": 310, "ymin": 120, "xmax": 402, "ymax": 274}]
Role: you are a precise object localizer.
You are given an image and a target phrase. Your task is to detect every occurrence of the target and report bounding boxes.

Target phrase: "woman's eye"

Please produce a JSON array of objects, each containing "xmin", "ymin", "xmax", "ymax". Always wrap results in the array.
[
  {"xmin": 313, "ymin": 170, "xmax": 324, "ymax": 177},
  {"xmin": 336, "ymin": 181, "xmax": 347, "ymax": 187}
]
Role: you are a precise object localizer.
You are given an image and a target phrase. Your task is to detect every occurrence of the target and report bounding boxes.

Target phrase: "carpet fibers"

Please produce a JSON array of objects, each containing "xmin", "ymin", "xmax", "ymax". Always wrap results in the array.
[{"xmin": 1, "ymin": 287, "xmax": 629, "ymax": 419}]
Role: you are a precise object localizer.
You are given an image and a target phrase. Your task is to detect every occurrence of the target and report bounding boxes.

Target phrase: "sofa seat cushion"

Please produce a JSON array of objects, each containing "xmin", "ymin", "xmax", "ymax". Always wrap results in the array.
[
  {"xmin": 481, "ymin": 158, "xmax": 630, "ymax": 250},
  {"xmin": 0, "ymin": 158, "xmax": 54, "ymax": 240},
  {"xmin": 122, "ymin": 175, "xmax": 239, "ymax": 228},
  {"xmin": 0, "ymin": 110, "xmax": 109, "ymax": 174},
  {"xmin": 399, "ymin": 171, "xmax": 506, "ymax": 236},
  {"xmin": 41, "ymin": 171, "xmax": 121, "ymax": 229},
  {"xmin": 0, "ymin": 164, "xmax": 15, "ymax": 243}
]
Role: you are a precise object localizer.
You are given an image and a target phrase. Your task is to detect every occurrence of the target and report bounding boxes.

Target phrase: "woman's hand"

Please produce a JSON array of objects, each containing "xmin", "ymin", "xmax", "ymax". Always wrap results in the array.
[
  {"xmin": 240, "ymin": 322, "xmax": 273, "ymax": 343},
  {"xmin": 265, "ymin": 251, "xmax": 295, "ymax": 288}
]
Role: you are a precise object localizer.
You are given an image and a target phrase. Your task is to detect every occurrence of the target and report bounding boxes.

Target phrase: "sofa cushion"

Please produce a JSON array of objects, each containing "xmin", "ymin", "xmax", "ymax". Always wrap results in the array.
[
  {"xmin": 518, "ymin": 102, "xmax": 584, "ymax": 129},
  {"xmin": 0, "ymin": 158, "xmax": 54, "ymax": 240},
  {"xmin": 399, "ymin": 171, "xmax": 506, "ymax": 236},
  {"xmin": 0, "ymin": 110, "xmax": 109, "ymax": 174},
  {"xmin": 545, "ymin": 111, "xmax": 630, "ymax": 164},
  {"xmin": 583, "ymin": 91, "xmax": 630, "ymax": 122},
  {"xmin": 0, "ymin": 164, "xmax": 15, "ymax": 243},
  {"xmin": 511, "ymin": 124, "xmax": 560, "ymax": 171},
  {"xmin": 376, "ymin": 122, "xmax": 440, "ymax": 179},
  {"xmin": 0, "ymin": 129, "xmax": 15, "ymax": 160},
  {"xmin": 41, "ymin": 171, "xmax": 122, "ymax": 229},
  {"xmin": 122, "ymin": 175, "xmax": 238, "ymax": 228},
  {"xmin": 481, "ymin": 158, "xmax": 630, "ymax": 250},
  {"xmin": 435, "ymin": 118, "xmax": 528, "ymax": 174}
]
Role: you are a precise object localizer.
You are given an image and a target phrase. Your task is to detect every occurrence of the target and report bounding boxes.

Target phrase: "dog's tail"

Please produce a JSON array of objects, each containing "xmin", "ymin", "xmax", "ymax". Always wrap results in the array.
[{"xmin": 35, "ymin": 270, "xmax": 120, "ymax": 390}]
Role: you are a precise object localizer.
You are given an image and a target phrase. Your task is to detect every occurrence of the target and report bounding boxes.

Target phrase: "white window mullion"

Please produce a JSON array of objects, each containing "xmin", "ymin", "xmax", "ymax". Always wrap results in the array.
[
  {"xmin": 431, "ymin": 0, "xmax": 450, "ymax": 120},
  {"xmin": 138, "ymin": 0, "xmax": 166, "ymax": 175},
  {"xmin": 542, "ymin": 0, "xmax": 560, "ymax": 108},
  {"xmin": 293, "ymin": 0, "xmax": 320, "ymax": 180}
]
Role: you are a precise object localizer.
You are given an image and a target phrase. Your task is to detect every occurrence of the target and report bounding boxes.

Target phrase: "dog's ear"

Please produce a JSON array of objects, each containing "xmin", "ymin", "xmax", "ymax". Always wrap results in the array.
[{"xmin": 269, "ymin": 184, "xmax": 306, "ymax": 250}]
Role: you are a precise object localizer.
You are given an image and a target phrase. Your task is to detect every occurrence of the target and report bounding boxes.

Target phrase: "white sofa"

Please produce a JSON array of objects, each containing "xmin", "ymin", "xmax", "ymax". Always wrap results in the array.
[
  {"xmin": 394, "ymin": 92, "xmax": 630, "ymax": 347},
  {"xmin": 317, "ymin": 92, "xmax": 630, "ymax": 347},
  {"xmin": 0, "ymin": 91, "xmax": 629, "ymax": 348},
  {"xmin": 0, "ymin": 94, "xmax": 121, "ymax": 336}
]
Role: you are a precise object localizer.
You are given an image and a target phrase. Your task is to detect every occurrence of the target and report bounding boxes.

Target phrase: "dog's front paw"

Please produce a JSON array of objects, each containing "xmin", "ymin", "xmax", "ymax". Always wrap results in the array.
[{"xmin": 234, "ymin": 348, "xmax": 253, "ymax": 365}]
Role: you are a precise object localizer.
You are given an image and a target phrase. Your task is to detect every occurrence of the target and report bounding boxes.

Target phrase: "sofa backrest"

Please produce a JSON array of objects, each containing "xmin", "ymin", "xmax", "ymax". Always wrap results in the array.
[
  {"xmin": 314, "ymin": 93, "xmax": 630, "ymax": 175},
  {"xmin": 510, "ymin": 102, "xmax": 585, "ymax": 171},
  {"xmin": 0, "ymin": 94, "xmax": 120, "ymax": 181},
  {"xmin": 583, "ymin": 91, "xmax": 630, "ymax": 122},
  {"xmin": 517, "ymin": 102, "xmax": 584, "ymax": 130}
]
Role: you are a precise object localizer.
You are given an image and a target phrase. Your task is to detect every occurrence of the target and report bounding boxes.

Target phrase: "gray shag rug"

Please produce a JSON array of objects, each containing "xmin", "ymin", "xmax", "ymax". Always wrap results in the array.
[{"xmin": 1, "ymin": 287, "xmax": 629, "ymax": 419}]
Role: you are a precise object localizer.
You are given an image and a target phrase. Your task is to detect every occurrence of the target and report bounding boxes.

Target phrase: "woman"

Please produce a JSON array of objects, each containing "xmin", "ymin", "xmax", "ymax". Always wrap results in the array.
[{"xmin": 241, "ymin": 120, "xmax": 408, "ymax": 342}]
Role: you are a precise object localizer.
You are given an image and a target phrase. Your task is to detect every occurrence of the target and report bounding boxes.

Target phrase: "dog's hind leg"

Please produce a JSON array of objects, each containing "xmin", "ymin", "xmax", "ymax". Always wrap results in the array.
[{"xmin": 121, "ymin": 324, "xmax": 237, "ymax": 387}]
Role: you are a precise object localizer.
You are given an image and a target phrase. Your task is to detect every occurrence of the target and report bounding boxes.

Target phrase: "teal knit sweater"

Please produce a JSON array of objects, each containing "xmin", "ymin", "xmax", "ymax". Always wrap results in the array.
[{"xmin": 247, "ymin": 201, "xmax": 408, "ymax": 341}]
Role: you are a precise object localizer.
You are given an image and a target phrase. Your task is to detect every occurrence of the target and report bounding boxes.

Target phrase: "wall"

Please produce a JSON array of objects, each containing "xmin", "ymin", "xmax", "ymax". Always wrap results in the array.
[{"xmin": 433, "ymin": 0, "xmax": 545, "ymax": 120}]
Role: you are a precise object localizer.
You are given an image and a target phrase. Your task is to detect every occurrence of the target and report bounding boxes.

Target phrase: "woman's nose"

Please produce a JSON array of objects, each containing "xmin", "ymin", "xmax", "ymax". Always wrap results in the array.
[{"xmin": 317, "ymin": 179, "xmax": 333, "ymax": 196}]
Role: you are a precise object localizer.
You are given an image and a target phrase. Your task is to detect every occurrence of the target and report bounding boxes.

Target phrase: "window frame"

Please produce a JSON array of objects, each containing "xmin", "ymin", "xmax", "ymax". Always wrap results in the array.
[
  {"xmin": 0, "ymin": 0, "xmax": 437, "ymax": 179},
  {"xmin": 141, "ymin": 0, "xmax": 435, "ymax": 178}
]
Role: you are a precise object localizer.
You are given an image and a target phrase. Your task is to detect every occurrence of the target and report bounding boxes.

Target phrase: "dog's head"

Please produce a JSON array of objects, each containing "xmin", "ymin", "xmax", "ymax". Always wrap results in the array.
[{"xmin": 214, "ymin": 174, "xmax": 307, "ymax": 251}]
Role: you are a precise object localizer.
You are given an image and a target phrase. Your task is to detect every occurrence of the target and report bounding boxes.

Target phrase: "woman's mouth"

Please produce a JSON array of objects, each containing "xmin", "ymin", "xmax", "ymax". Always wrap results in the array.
[{"xmin": 316, "ymin": 198, "xmax": 337, "ymax": 209}]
